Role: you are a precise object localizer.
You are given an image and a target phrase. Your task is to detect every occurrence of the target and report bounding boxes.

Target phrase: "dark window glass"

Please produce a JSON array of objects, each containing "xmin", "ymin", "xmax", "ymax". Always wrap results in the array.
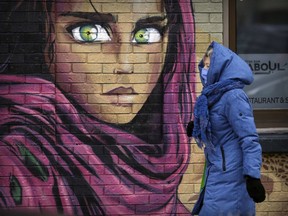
[{"xmin": 236, "ymin": 0, "xmax": 288, "ymax": 54}]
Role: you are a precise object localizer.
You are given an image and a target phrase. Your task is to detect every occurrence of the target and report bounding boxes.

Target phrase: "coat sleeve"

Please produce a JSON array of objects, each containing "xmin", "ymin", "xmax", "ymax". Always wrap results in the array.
[{"xmin": 224, "ymin": 89, "xmax": 262, "ymax": 179}]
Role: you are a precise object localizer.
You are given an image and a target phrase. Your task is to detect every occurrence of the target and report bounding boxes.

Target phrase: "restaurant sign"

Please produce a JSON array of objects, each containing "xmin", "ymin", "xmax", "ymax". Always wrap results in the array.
[{"xmin": 240, "ymin": 54, "xmax": 288, "ymax": 109}]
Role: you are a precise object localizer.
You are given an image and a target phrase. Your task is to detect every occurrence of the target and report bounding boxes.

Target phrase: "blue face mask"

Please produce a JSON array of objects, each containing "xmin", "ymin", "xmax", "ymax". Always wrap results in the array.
[{"xmin": 201, "ymin": 68, "xmax": 209, "ymax": 84}]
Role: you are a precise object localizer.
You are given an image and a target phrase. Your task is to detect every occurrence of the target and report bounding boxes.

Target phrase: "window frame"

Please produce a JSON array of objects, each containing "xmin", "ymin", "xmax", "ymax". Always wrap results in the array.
[{"xmin": 224, "ymin": 0, "xmax": 288, "ymax": 153}]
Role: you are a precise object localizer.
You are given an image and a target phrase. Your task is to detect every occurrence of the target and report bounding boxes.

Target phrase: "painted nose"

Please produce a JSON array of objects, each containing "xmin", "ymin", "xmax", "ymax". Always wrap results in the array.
[
  {"xmin": 113, "ymin": 67, "xmax": 133, "ymax": 83},
  {"xmin": 113, "ymin": 68, "xmax": 133, "ymax": 74}
]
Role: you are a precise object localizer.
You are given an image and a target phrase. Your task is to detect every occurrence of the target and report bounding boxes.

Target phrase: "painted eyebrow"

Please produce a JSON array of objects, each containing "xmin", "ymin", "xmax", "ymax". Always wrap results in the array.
[
  {"xmin": 135, "ymin": 15, "xmax": 167, "ymax": 27},
  {"xmin": 59, "ymin": 12, "xmax": 116, "ymax": 23},
  {"xmin": 59, "ymin": 12, "xmax": 166, "ymax": 26}
]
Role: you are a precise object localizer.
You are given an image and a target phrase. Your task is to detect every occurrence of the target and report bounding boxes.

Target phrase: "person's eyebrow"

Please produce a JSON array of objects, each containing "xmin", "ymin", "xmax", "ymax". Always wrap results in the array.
[{"xmin": 59, "ymin": 12, "xmax": 116, "ymax": 23}]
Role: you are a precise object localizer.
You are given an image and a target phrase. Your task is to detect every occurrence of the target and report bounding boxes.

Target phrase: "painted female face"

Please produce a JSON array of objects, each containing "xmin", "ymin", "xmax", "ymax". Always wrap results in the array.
[{"xmin": 55, "ymin": 0, "xmax": 167, "ymax": 124}]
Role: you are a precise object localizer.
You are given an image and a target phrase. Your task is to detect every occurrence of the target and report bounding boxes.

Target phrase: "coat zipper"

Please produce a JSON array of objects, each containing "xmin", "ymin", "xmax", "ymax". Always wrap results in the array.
[{"xmin": 220, "ymin": 146, "xmax": 226, "ymax": 171}]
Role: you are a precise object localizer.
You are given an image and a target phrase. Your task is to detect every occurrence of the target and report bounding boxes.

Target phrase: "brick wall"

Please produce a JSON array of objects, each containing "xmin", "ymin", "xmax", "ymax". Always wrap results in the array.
[{"xmin": 0, "ymin": 0, "xmax": 287, "ymax": 215}]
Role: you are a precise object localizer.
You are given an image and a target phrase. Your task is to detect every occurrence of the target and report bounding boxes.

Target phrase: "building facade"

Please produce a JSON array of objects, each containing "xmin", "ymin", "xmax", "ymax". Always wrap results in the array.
[{"xmin": 0, "ymin": 0, "xmax": 287, "ymax": 215}]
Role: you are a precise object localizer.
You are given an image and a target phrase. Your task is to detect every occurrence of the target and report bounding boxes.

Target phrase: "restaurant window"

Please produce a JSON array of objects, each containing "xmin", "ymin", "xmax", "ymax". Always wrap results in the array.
[{"xmin": 227, "ymin": 0, "xmax": 288, "ymax": 152}]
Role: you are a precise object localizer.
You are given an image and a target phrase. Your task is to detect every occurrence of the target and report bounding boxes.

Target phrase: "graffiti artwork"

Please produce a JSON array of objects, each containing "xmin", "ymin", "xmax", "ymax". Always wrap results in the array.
[{"xmin": 0, "ymin": 0, "xmax": 195, "ymax": 215}]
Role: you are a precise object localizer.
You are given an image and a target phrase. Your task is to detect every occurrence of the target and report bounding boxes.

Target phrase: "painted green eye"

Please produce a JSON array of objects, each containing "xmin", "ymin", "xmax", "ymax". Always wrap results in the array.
[
  {"xmin": 71, "ymin": 24, "xmax": 111, "ymax": 43},
  {"xmin": 79, "ymin": 25, "xmax": 97, "ymax": 42},
  {"xmin": 134, "ymin": 29, "xmax": 149, "ymax": 43},
  {"xmin": 132, "ymin": 28, "xmax": 161, "ymax": 44}
]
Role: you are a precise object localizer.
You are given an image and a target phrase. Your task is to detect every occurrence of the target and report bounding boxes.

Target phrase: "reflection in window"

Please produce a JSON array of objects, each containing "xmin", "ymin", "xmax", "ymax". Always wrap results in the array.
[{"xmin": 236, "ymin": 0, "xmax": 288, "ymax": 54}]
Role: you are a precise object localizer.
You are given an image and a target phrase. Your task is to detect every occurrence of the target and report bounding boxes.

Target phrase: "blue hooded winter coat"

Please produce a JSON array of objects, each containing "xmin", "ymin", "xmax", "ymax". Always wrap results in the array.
[{"xmin": 192, "ymin": 42, "xmax": 263, "ymax": 216}]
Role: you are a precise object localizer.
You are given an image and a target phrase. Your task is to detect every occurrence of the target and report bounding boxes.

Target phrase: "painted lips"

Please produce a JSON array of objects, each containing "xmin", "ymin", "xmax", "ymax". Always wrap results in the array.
[
  {"xmin": 102, "ymin": 86, "xmax": 138, "ymax": 107},
  {"xmin": 103, "ymin": 86, "xmax": 138, "ymax": 95}
]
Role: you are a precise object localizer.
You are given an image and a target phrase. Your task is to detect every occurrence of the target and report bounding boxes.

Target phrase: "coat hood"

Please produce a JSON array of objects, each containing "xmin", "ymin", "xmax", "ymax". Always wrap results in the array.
[{"xmin": 199, "ymin": 41, "xmax": 254, "ymax": 86}]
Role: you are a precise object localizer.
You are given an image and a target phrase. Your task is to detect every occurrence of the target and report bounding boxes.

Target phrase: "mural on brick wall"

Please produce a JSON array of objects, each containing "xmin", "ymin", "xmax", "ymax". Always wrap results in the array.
[{"xmin": 0, "ymin": 0, "xmax": 196, "ymax": 215}]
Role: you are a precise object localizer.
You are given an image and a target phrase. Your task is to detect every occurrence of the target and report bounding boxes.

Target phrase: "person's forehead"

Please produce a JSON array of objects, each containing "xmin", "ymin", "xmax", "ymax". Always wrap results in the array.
[
  {"xmin": 203, "ymin": 56, "xmax": 210, "ymax": 63},
  {"xmin": 56, "ymin": 0, "xmax": 163, "ymax": 14}
]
